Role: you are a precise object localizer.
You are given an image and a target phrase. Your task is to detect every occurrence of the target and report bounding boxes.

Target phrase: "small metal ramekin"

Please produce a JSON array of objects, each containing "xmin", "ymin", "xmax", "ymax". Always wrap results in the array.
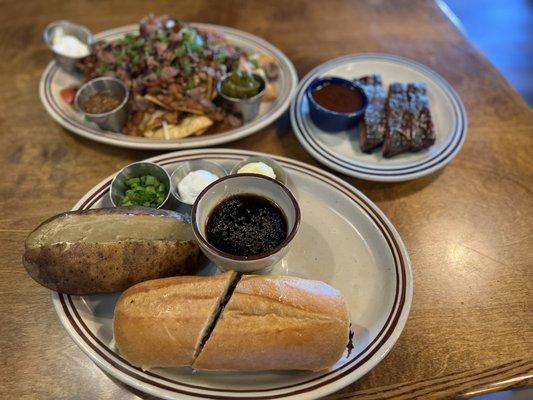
[
  {"xmin": 230, "ymin": 156, "xmax": 287, "ymax": 185},
  {"xmin": 170, "ymin": 160, "xmax": 227, "ymax": 205},
  {"xmin": 75, "ymin": 77, "xmax": 130, "ymax": 132},
  {"xmin": 43, "ymin": 20, "xmax": 93, "ymax": 73},
  {"xmin": 216, "ymin": 73, "xmax": 266, "ymax": 122},
  {"xmin": 110, "ymin": 162, "xmax": 172, "ymax": 209}
]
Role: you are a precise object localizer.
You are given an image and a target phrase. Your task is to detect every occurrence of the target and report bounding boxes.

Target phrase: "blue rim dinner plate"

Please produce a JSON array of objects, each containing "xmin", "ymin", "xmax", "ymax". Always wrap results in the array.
[{"xmin": 290, "ymin": 53, "xmax": 467, "ymax": 182}]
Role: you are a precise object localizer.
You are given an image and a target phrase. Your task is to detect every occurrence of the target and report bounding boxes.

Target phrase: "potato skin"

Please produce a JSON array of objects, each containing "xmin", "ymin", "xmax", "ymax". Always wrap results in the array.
[
  {"xmin": 23, "ymin": 239, "xmax": 202, "ymax": 295},
  {"xmin": 33, "ymin": 206, "xmax": 191, "ymax": 223}
]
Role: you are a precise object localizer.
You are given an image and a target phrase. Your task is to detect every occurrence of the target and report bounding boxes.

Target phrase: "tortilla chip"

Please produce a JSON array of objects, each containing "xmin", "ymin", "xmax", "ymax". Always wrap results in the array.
[
  {"xmin": 143, "ymin": 110, "xmax": 166, "ymax": 131},
  {"xmin": 173, "ymin": 105, "xmax": 205, "ymax": 115},
  {"xmin": 145, "ymin": 93, "xmax": 208, "ymax": 115},
  {"xmin": 206, "ymin": 76, "xmax": 215, "ymax": 101},
  {"xmin": 144, "ymin": 94, "xmax": 173, "ymax": 111},
  {"xmin": 143, "ymin": 115, "xmax": 213, "ymax": 139},
  {"xmin": 263, "ymin": 83, "xmax": 278, "ymax": 101},
  {"xmin": 193, "ymin": 127, "xmax": 209, "ymax": 136},
  {"xmin": 258, "ymin": 54, "xmax": 277, "ymax": 65}
]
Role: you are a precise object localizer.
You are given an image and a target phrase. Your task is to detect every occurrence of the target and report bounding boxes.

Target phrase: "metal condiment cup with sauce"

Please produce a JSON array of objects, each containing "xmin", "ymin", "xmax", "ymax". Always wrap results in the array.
[
  {"xmin": 43, "ymin": 20, "xmax": 93, "ymax": 74},
  {"xmin": 110, "ymin": 161, "xmax": 172, "ymax": 209},
  {"xmin": 216, "ymin": 73, "xmax": 266, "ymax": 122},
  {"xmin": 75, "ymin": 77, "xmax": 130, "ymax": 132}
]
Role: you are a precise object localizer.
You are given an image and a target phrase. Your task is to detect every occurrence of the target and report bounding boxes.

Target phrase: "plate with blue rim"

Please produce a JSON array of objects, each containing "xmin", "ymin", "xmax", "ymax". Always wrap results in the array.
[
  {"xmin": 290, "ymin": 53, "xmax": 467, "ymax": 182},
  {"xmin": 39, "ymin": 23, "xmax": 298, "ymax": 150}
]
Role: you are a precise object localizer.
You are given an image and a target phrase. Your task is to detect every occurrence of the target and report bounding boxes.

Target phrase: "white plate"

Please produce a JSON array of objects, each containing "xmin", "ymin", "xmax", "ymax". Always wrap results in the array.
[
  {"xmin": 39, "ymin": 24, "xmax": 298, "ymax": 150},
  {"xmin": 52, "ymin": 148, "xmax": 413, "ymax": 399},
  {"xmin": 290, "ymin": 53, "xmax": 467, "ymax": 182}
]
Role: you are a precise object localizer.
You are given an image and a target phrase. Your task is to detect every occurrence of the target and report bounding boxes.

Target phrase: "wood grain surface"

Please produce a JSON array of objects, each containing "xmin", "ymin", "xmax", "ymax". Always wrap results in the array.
[{"xmin": 0, "ymin": 0, "xmax": 532, "ymax": 399}]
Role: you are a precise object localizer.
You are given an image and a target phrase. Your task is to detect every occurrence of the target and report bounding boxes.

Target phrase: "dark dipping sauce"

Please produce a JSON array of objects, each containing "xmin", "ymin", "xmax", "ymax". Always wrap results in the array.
[
  {"xmin": 206, "ymin": 194, "xmax": 287, "ymax": 257},
  {"xmin": 312, "ymin": 83, "xmax": 364, "ymax": 113},
  {"xmin": 83, "ymin": 91, "xmax": 122, "ymax": 114}
]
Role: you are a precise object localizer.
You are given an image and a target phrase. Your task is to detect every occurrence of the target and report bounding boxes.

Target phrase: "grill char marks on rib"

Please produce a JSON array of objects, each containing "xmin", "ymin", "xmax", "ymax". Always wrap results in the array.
[
  {"xmin": 355, "ymin": 74, "xmax": 388, "ymax": 153},
  {"xmin": 382, "ymin": 82, "xmax": 436, "ymax": 158}
]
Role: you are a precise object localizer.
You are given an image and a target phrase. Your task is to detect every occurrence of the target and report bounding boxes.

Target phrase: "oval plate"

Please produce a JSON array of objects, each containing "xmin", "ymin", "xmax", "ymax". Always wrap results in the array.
[
  {"xmin": 291, "ymin": 53, "xmax": 467, "ymax": 182},
  {"xmin": 52, "ymin": 148, "xmax": 412, "ymax": 399},
  {"xmin": 39, "ymin": 24, "xmax": 298, "ymax": 150}
]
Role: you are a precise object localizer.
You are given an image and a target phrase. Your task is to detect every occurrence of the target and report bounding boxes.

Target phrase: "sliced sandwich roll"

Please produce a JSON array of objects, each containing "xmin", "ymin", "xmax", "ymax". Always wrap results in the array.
[
  {"xmin": 192, "ymin": 275, "xmax": 350, "ymax": 372},
  {"xmin": 113, "ymin": 271, "xmax": 237, "ymax": 370}
]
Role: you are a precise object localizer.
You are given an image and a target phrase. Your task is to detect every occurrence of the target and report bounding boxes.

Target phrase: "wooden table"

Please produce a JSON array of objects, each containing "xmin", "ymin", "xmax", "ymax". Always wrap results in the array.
[{"xmin": 1, "ymin": 0, "xmax": 531, "ymax": 398}]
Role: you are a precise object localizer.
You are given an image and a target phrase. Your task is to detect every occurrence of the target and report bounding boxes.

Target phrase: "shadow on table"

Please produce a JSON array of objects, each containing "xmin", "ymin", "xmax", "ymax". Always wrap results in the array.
[
  {"xmin": 102, "ymin": 369, "xmax": 161, "ymax": 399},
  {"xmin": 65, "ymin": 127, "xmax": 156, "ymax": 159},
  {"xmin": 63, "ymin": 108, "xmax": 447, "ymax": 206},
  {"xmin": 352, "ymin": 167, "xmax": 445, "ymax": 203},
  {"xmin": 272, "ymin": 109, "xmax": 447, "ymax": 203}
]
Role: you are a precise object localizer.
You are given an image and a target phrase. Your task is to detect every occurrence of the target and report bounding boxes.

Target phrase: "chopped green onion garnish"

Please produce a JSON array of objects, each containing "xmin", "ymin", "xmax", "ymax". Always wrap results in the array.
[
  {"xmin": 97, "ymin": 63, "xmax": 110, "ymax": 74},
  {"xmin": 175, "ymin": 44, "xmax": 187, "ymax": 57},
  {"xmin": 181, "ymin": 59, "xmax": 192, "ymax": 75},
  {"xmin": 215, "ymin": 49, "xmax": 227, "ymax": 62},
  {"xmin": 120, "ymin": 174, "xmax": 167, "ymax": 208}
]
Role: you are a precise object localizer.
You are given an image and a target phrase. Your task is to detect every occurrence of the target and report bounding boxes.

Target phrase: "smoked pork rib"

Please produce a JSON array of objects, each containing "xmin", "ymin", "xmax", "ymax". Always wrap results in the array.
[
  {"xmin": 382, "ymin": 82, "xmax": 435, "ymax": 158},
  {"xmin": 355, "ymin": 75, "xmax": 388, "ymax": 153}
]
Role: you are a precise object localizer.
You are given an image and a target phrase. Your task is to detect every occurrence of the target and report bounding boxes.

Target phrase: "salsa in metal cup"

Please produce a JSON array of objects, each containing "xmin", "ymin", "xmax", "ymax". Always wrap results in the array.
[{"xmin": 221, "ymin": 71, "xmax": 262, "ymax": 99}]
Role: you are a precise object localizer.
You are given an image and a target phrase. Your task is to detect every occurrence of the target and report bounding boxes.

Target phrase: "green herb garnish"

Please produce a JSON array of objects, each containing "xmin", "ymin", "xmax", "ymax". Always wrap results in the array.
[
  {"xmin": 131, "ymin": 37, "xmax": 145, "ymax": 49},
  {"xmin": 180, "ymin": 27, "xmax": 204, "ymax": 53},
  {"xmin": 231, "ymin": 59, "xmax": 240, "ymax": 72},
  {"xmin": 97, "ymin": 63, "xmax": 110, "ymax": 74},
  {"xmin": 156, "ymin": 30, "xmax": 170, "ymax": 44},
  {"xmin": 175, "ymin": 44, "xmax": 187, "ymax": 58},
  {"xmin": 215, "ymin": 49, "xmax": 227, "ymax": 62},
  {"xmin": 119, "ymin": 34, "xmax": 137, "ymax": 47},
  {"xmin": 127, "ymin": 48, "xmax": 139, "ymax": 63},
  {"xmin": 120, "ymin": 175, "xmax": 167, "ymax": 208},
  {"xmin": 181, "ymin": 59, "xmax": 192, "ymax": 76},
  {"xmin": 247, "ymin": 53, "xmax": 259, "ymax": 68},
  {"xmin": 181, "ymin": 28, "xmax": 196, "ymax": 44}
]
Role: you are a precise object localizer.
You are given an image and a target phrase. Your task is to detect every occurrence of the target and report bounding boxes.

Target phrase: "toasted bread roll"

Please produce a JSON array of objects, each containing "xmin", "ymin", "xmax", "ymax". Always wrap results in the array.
[
  {"xmin": 23, "ymin": 207, "xmax": 202, "ymax": 294},
  {"xmin": 193, "ymin": 275, "xmax": 349, "ymax": 371},
  {"xmin": 114, "ymin": 272, "xmax": 237, "ymax": 369}
]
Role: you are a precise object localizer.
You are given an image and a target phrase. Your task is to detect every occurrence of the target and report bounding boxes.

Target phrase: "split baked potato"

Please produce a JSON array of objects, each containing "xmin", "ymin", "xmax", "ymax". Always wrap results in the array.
[{"xmin": 23, "ymin": 207, "xmax": 202, "ymax": 295}]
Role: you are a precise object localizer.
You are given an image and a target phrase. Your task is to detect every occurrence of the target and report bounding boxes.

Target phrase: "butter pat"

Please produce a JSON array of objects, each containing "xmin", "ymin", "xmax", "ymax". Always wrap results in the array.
[{"xmin": 237, "ymin": 162, "xmax": 276, "ymax": 179}]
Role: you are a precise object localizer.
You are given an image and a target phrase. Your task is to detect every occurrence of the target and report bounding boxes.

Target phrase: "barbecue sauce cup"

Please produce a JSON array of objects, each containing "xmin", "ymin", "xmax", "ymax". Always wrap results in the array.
[
  {"xmin": 192, "ymin": 174, "xmax": 300, "ymax": 273},
  {"xmin": 306, "ymin": 76, "xmax": 368, "ymax": 132}
]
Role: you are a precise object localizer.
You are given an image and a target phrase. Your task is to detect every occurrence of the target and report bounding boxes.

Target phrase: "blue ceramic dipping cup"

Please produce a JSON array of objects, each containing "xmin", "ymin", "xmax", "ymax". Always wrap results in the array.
[{"xmin": 306, "ymin": 77, "xmax": 368, "ymax": 132}]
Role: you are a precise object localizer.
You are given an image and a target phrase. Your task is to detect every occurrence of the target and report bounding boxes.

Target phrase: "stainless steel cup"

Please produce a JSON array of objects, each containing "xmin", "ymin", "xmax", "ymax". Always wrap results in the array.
[
  {"xmin": 170, "ymin": 160, "xmax": 227, "ymax": 205},
  {"xmin": 43, "ymin": 20, "xmax": 93, "ymax": 74},
  {"xmin": 110, "ymin": 162, "xmax": 172, "ymax": 209},
  {"xmin": 216, "ymin": 73, "xmax": 266, "ymax": 122},
  {"xmin": 230, "ymin": 156, "xmax": 287, "ymax": 185},
  {"xmin": 75, "ymin": 77, "xmax": 130, "ymax": 132}
]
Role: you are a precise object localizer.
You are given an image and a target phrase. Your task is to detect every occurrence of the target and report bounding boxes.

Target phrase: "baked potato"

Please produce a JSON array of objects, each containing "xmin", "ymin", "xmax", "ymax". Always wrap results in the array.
[{"xmin": 23, "ymin": 207, "xmax": 202, "ymax": 295}]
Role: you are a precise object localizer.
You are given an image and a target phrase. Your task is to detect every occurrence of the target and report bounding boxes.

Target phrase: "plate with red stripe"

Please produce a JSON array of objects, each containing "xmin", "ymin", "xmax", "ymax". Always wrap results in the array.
[{"xmin": 52, "ymin": 148, "xmax": 412, "ymax": 399}]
